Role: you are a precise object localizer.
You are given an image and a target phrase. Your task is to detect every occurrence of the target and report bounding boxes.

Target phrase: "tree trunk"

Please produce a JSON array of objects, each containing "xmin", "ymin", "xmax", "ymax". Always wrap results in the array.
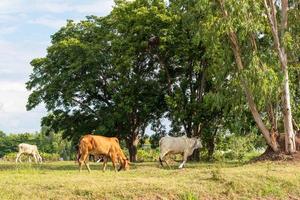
[
  {"xmin": 189, "ymin": 149, "xmax": 200, "ymax": 161},
  {"xmin": 127, "ymin": 135, "xmax": 139, "ymax": 162},
  {"xmin": 207, "ymin": 139, "xmax": 215, "ymax": 161},
  {"xmin": 207, "ymin": 128, "xmax": 218, "ymax": 161},
  {"xmin": 281, "ymin": 0, "xmax": 295, "ymax": 154},
  {"xmin": 282, "ymin": 67, "xmax": 296, "ymax": 153},
  {"xmin": 128, "ymin": 143, "xmax": 138, "ymax": 162}
]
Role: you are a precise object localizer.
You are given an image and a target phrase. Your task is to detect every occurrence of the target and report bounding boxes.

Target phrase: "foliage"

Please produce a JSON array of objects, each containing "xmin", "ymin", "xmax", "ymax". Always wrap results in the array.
[
  {"xmin": 0, "ymin": 130, "xmax": 72, "ymax": 160},
  {"xmin": 39, "ymin": 152, "xmax": 60, "ymax": 161},
  {"xmin": 137, "ymin": 148, "xmax": 159, "ymax": 162},
  {"xmin": 213, "ymin": 133, "xmax": 266, "ymax": 161}
]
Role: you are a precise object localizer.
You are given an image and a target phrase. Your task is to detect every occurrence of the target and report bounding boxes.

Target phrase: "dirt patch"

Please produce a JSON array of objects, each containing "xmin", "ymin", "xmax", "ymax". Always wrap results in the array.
[{"xmin": 252, "ymin": 147, "xmax": 300, "ymax": 162}]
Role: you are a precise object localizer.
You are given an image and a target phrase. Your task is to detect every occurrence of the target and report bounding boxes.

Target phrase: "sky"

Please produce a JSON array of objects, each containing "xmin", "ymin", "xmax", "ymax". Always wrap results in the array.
[{"xmin": 0, "ymin": 0, "xmax": 115, "ymax": 133}]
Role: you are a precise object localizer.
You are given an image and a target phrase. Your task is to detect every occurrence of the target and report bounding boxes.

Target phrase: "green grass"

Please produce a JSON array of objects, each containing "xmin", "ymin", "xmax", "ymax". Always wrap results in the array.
[{"xmin": 0, "ymin": 161, "xmax": 300, "ymax": 200}]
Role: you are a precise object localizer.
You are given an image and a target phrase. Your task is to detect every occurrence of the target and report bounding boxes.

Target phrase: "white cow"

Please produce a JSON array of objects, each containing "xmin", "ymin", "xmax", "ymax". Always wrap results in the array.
[
  {"xmin": 16, "ymin": 143, "xmax": 42, "ymax": 163},
  {"xmin": 159, "ymin": 135, "xmax": 202, "ymax": 169}
]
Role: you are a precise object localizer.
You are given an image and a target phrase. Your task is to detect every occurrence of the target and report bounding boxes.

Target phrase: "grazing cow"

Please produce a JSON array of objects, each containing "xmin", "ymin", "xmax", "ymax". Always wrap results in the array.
[
  {"xmin": 159, "ymin": 135, "xmax": 202, "ymax": 169},
  {"xmin": 77, "ymin": 134, "xmax": 129, "ymax": 172},
  {"xmin": 16, "ymin": 143, "xmax": 42, "ymax": 163}
]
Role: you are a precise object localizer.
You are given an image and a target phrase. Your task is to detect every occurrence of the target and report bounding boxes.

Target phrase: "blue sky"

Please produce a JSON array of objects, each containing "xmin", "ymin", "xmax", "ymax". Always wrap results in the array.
[{"xmin": 0, "ymin": 0, "xmax": 115, "ymax": 133}]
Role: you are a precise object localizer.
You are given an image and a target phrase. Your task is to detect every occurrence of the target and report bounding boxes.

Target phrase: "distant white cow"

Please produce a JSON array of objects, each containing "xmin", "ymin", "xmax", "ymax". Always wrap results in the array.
[
  {"xmin": 16, "ymin": 143, "xmax": 42, "ymax": 163},
  {"xmin": 159, "ymin": 135, "xmax": 202, "ymax": 169}
]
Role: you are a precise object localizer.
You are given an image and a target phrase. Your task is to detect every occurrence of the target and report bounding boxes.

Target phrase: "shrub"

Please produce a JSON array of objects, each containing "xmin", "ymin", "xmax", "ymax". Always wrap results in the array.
[
  {"xmin": 3, "ymin": 152, "xmax": 17, "ymax": 162},
  {"xmin": 39, "ymin": 152, "xmax": 60, "ymax": 161},
  {"xmin": 137, "ymin": 149, "xmax": 159, "ymax": 162},
  {"xmin": 214, "ymin": 134, "xmax": 265, "ymax": 162}
]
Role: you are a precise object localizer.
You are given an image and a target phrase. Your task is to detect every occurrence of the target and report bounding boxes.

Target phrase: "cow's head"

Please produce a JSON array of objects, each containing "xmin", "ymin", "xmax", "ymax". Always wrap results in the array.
[
  {"xmin": 118, "ymin": 158, "xmax": 130, "ymax": 171},
  {"xmin": 191, "ymin": 138, "xmax": 202, "ymax": 150}
]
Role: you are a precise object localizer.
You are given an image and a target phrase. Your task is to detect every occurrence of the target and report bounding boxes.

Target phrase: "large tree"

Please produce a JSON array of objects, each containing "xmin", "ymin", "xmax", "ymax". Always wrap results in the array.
[{"xmin": 27, "ymin": 1, "xmax": 172, "ymax": 162}]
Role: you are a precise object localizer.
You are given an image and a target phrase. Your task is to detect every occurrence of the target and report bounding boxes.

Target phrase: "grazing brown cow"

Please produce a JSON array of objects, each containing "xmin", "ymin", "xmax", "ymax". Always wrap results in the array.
[{"xmin": 77, "ymin": 134, "xmax": 129, "ymax": 172}]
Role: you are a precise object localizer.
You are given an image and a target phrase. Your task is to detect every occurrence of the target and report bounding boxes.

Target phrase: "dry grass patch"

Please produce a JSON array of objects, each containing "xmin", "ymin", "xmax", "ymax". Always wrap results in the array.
[{"xmin": 0, "ymin": 161, "xmax": 300, "ymax": 199}]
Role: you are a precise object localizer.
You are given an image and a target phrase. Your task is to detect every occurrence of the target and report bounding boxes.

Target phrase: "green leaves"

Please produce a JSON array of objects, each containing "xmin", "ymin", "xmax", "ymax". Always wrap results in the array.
[{"xmin": 26, "ymin": 0, "xmax": 299, "ymax": 156}]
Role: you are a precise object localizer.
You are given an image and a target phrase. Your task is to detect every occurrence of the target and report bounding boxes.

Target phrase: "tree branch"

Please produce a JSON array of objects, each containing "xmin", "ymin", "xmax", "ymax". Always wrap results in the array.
[{"xmin": 72, "ymin": 97, "xmax": 97, "ymax": 115}]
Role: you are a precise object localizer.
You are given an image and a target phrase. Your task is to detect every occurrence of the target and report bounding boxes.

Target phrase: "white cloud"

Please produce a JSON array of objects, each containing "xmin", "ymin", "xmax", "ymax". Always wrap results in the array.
[
  {"xmin": 34, "ymin": 0, "xmax": 114, "ymax": 14},
  {"xmin": 0, "ymin": 80, "xmax": 46, "ymax": 133},
  {"xmin": 0, "ymin": 0, "xmax": 22, "ymax": 13},
  {"xmin": 0, "ymin": 81, "xmax": 25, "ymax": 92},
  {"xmin": 29, "ymin": 17, "xmax": 67, "ymax": 29},
  {"xmin": 72, "ymin": 1, "xmax": 115, "ymax": 13},
  {"xmin": 33, "ymin": 2, "xmax": 72, "ymax": 13},
  {"xmin": 0, "ymin": 40, "xmax": 47, "ymax": 133},
  {"xmin": 0, "ymin": 26, "xmax": 17, "ymax": 35}
]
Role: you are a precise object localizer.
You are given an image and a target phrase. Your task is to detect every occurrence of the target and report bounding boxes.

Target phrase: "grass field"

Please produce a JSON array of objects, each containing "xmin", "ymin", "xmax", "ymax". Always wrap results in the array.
[{"xmin": 0, "ymin": 161, "xmax": 300, "ymax": 200}]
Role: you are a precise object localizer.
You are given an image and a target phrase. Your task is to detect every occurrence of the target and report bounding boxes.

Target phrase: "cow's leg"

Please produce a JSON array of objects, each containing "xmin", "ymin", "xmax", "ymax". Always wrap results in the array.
[
  {"xmin": 85, "ymin": 161, "xmax": 91, "ymax": 173},
  {"xmin": 160, "ymin": 152, "xmax": 172, "ymax": 169},
  {"xmin": 37, "ymin": 153, "xmax": 42, "ymax": 163},
  {"xmin": 159, "ymin": 151, "xmax": 168, "ymax": 167},
  {"xmin": 102, "ymin": 157, "xmax": 108, "ymax": 172},
  {"xmin": 83, "ymin": 153, "xmax": 91, "ymax": 173},
  {"xmin": 79, "ymin": 152, "xmax": 90, "ymax": 172},
  {"xmin": 15, "ymin": 152, "xmax": 22, "ymax": 163},
  {"xmin": 29, "ymin": 156, "xmax": 32, "ymax": 163},
  {"xmin": 179, "ymin": 153, "xmax": 188, "ymax": 169},
  {"xmin": 33, "ymin": 154, "xmax": 38, "ymax": 163},
  {"xmin": 164, "ymin": 157, "xmax": 171, "ymax": 169},
  {"xmin": 110, "ymin": 154, "xmax": 118, "ymax": 172},
  {"xmin": 79, "ymin": 159, "xmax": 84, "ymax": 172}
]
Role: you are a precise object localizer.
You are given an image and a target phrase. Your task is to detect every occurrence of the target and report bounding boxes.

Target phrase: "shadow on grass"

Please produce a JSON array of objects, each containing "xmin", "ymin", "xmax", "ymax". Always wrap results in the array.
[
  {"xmin": 0, "ymin": 160, "xmax": 248, "ymax": 172},
  {"xmin": 0, "ymin": 161, "xmax": 139, "ymax": 172},
  {"xmin": 0, "ymin": 162, "xmax": 77, "ymax": 171}
]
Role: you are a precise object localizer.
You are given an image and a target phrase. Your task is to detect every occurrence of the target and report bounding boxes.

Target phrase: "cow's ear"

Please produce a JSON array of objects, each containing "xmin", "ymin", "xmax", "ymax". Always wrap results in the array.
[{"xmin": 190, "ymin": 139, "xmax": 197, "ymax": 148}]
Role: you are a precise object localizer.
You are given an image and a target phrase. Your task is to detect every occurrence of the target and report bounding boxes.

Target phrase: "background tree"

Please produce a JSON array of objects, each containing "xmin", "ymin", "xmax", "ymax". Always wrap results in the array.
[{"xmin": 195, "ymin": 0, "xmax": 300, "ymax": 154}]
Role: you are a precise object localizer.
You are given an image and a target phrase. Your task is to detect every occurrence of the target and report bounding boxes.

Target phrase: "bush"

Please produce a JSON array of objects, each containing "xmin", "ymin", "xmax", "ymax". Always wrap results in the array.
[
  {"xmin": 214, "ymin": 134, "xmax": 265, "ymax": 162},
  {"xmin": 39, "ymin": 152, "xmax": 60, "ymax": 161},
  {"xmin": 137, "ymin": 149, "xmax": 159, "ymax": 162},
  {"xmin": 3, "ymin": 152, "xmax": 17, "ymax": 162}
]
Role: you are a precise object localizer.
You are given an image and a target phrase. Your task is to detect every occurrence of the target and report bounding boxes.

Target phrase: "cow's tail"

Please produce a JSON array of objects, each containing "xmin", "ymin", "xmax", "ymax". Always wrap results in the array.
[
  {"xmin": 159, "ymin": 156, "xmax": 163, "ymax": 167},
  {"xmin": 76, "ymin": 151, "xmax": 81, "ymax": 163},
  {"xmin": 76, "ymin": 143, "xmax": 82, "ymax": 163}
]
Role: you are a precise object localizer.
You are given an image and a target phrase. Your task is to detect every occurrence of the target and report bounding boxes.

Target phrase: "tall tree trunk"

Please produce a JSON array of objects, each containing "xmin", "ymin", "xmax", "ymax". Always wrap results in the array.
[
  {"xmin": 207, "ymin": 128, "xmax": 218, "ymax": 161},
  {"xmin": 282, "ymin": 68, "xmax": 296, "ymax": 153},
  {"xmin": 264, "ymin": 0, "xmax": 296, "ymax": 153}
]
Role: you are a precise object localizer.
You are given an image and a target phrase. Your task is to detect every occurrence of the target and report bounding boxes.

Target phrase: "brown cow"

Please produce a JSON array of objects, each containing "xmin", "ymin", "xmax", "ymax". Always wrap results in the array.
[{"xmin": 77, "ymin": 134, "xmax": 129, "ymax": 172}]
